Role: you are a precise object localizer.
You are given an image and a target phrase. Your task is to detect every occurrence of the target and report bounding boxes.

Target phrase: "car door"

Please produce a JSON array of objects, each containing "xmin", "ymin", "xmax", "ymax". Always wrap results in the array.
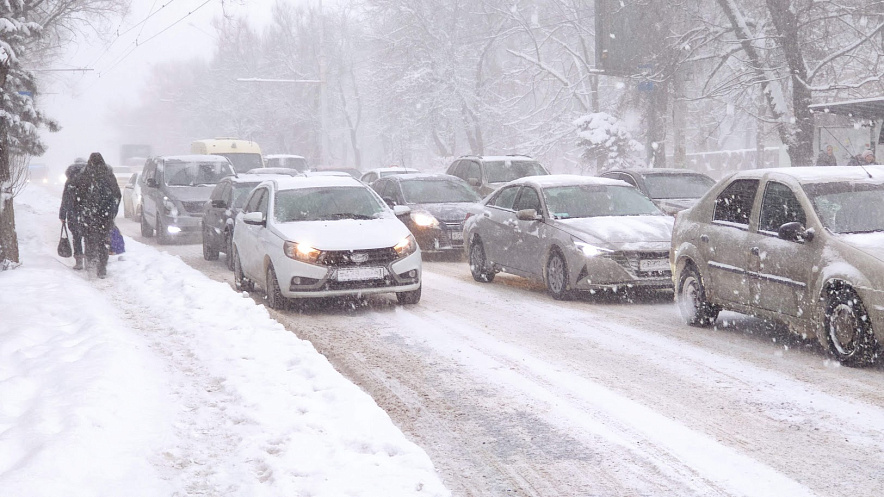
[
  {"xmin": 510, "ymin": 185, "xmax": 545, "ymax": 275},
  {"xmin": 703, "ymin": 178, "xmax": 760, "ymax": 306},
  {"xmin": 238, "ymin": 187, "xmax": 268, "ymax": 280},
  {"xmin": 746, "ymin": 180, "xmax": 815, "ymax": 317},
  {"xmin": 480, "ymin": 185, "xmax": 521, "ymax": 268},
  {"xmin": 204, "ymin": 181, "xmax": 228, "ymax": 246},
  {"xmin": 141, "ymin": 159, "xmax": 159, "ymax": 225}
]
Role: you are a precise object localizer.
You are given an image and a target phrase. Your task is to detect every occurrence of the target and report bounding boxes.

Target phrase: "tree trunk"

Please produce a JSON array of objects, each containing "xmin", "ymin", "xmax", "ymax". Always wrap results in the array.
[{"xmin": 0, "ymin": 118, "xmax": 20, "ymax": 265}]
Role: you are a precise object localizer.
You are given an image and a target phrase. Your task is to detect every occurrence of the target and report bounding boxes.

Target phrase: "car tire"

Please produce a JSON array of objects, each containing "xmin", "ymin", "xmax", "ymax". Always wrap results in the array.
[
  {"xmin": 824, "ymin": 286, "xmax": 879, "ymax": 367},
  {"xmin": 225, "ymin": 231, "xmax": 235, "ymax": 271},
  {"xmin": 469, "ymin": 238, "xmax": 495, "ymax": 283},
  {"xmin": 202, "ymin": 224, "xmax": 219, "ymax": 261},
  {"xmin": 546, "ymin": 249, "xmax": 572, "ymax": 301},
  {"xmin": 265, "ymin": 264, "xmax": 288, "ymax": 310},
  {"xmin": 233, "ymin": 247, "xmax": 254, "ymax": 292},
  {"xmin": 156, "ymin": 214, "xmax": 170, "ymax": 245},
  {"xmin": 677, "ymin": 263, "xmax": 719, "ymax": 327},
  {"xmin": 397, "ymin": 284, "xmax": 422, "ymax": 305},
  {"xmin": 140, "ymin": 210, "xmax": 154, "ymax": 237}
]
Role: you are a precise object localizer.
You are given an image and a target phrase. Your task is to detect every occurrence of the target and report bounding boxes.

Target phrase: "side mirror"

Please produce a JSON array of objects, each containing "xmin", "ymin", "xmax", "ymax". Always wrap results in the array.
[
  {"xmin": 383, "ymin": 196, "xmax": 397, "ymax": 208},
  {"xmin": 517, "ymin": 208, "xmax": 542, "ymax": 221},
  {"xmin": 392, "ymin": 205, "xmax": 411, "ymax": 217},
  {"xmin": 242, "ymin": 211, "xmax": 266, "ymax": 226},
  {"xmin": 778, "ymin": 221, "xmax": 813, "ymax": 243},
  {"xmin": 146, "ymin": 178, "xmax": 158, "ymax": 188},
  {"xmin": 211, "ymin": 199, "xmax": 228, "ymax": 209},
  {"xmin": 467, "ymin": 178, "xmax": 481, "ymax": 187}
]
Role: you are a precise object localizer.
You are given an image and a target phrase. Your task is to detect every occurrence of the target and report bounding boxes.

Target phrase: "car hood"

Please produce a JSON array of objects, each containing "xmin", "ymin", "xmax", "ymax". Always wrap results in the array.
[
  {"xmin": 653, "ymin": 198, "xmax": 699, "ymax": 215},
  {"xmin": 557, "ymin": 215, "xmax": 674, "ymax": 251},
  {"xmin": 272, "ymin": 217, "xmax": 411, "ymax": 251},
  {"xmin": 410, "ymin": 202, "xmax": 476, "ymax": 224},
  {"xmin": 165, "ymin": 186, "xmax": 216, "ymax": 202},
  {"xmin": 837, "ymin": 232, "xmax": 884, "ymax": 263}
]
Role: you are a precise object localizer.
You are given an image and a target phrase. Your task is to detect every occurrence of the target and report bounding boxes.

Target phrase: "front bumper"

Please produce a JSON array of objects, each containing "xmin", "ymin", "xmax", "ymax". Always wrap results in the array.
[
  {"xmin": 276, "ymin": 249, "xmax": 422, "ymax": 298},
  {"xmin": 569, "ymin": 249, "xmax": 673, "ymax": 291},
  {"xmin": 413, "ymin": 223, "xmax": 464, "ymax": 253},
  {"xmin": 160, "ymin": 213, "xmax": 203, "ymax": 236}
]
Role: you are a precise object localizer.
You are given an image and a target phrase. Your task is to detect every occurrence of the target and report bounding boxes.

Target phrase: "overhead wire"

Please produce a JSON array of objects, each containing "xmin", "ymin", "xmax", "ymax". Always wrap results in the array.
[{"xmin": 88, "ymin": 0, "xmax": 178, "ymax": 69}]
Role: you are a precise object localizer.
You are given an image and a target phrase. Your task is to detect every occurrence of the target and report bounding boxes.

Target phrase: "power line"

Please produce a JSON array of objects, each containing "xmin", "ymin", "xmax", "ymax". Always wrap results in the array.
[{"xmin": 89, "ymin": 0, "xmax": 180, "ymax": 68}]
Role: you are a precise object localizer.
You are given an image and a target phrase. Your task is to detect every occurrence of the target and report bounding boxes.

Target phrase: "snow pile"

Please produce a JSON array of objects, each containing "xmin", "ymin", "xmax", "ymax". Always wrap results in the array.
[{"xmin": 0, "ymin": 186, "xmax": 449, "ymax": 497}]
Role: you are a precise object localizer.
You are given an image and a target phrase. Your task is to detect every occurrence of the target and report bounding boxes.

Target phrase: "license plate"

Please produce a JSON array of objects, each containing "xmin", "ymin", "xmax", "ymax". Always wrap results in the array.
[
  {"xmin": 336, "ymin": 267, "xmax": 386, "ymax": 281},
  {"xmin": 450, "ymin": 231, "xmax": 463, "ymax": 241},
  {"xmin": 639, "ymin": 259, "xmax": 669, "ymax": 272}
]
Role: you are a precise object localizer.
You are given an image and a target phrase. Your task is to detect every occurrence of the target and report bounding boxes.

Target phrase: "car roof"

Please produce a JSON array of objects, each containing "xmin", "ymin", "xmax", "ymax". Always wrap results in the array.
[
  {"xmin": 459, "ymin": 155, "xmax": 536, "ymax": 162},
  {"xmin": 510, "ymin": 174, "xmax": 628, "ymax": 188},
  {"xmin": 269, "ymin": 175, "xmax": 365, "ymax": 190},
  {"xmin": 730, "ymin": 165, "xmax": 884, "ymax": 185},
  {"xmin": 365, "ymin": 166, "xmax": 420, "ymax": 173},
  {"xmin": 389, "ymin": 173, "xmax": 463, "ymax": 181},
  {"xmin": 264, "ymin": 154, "xmax": 306, "ymax": 159},
  {"xmin": 246, "ymin": 167, "xmax": 304, "ymax": 176},
  {"xmin": 159, "ymin": 154, "xmax": 231, "ymax": 163},
  {"xmin": 604, "ymin": 168, "xmax": 712, "ymax": 177}
]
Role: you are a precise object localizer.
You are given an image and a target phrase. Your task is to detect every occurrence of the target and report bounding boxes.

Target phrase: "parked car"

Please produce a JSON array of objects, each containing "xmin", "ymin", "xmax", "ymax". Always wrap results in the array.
[
  {"xmin": 464, "ymin": 175, "xmax": 674, "ymax": 299},
  {"xmin": 311, "ymin": 167, "xmax": 362, "ymax": 179},
  {"xmin": 600, "ymin": 168, "xmax": 717, "ymax": 215},
  {"xmin": 231, "ymin": 175, "xmax": 422, "ymax": 308},
  {"xmin": 121, "ymin": 172, "xmax": 143, "ymax": 219},
  {"xmin": 360, "ymin": 167, "xmax": 420, "ymax": 184},
  {"xmin": 264, "ymin": 154, "xmax": 309, "ymax": 172},
  {"xmin": 447, "ymin": 155, "xmax": 550, "ymax": 197},
  {"xmin": 245, "ymin": 167, "xmax": 304, "ymax": 177},
  {"xmin": 201, "ymin": 174, "xmax": 266, "ymax": 269},
  {"xmin": 372, "ymin": 173, "xmax": 482, "ymax": 254},
  {"xmin": 140, "ymin": 155, "xmax": 236, "ymax": 244},
  {"xmin": 671, "ymin": 166, "xmax": 884, "ymax": 367}
]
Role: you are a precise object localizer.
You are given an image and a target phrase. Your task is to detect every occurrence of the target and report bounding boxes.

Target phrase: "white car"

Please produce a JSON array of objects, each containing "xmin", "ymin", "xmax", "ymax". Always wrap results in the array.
[
  {"xmin": 360, "ymin": 166, "xmax": 420, "ymax": 184},
  {"xmin": 231, "ymin": 175, "xmax": 422, "ymax": 308}
]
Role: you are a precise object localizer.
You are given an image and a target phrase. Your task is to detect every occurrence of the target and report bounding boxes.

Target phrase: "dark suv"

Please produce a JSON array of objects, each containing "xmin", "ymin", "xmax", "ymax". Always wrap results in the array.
[
  {"xmin": 446, "ymin": 155, "xmax": 550, "ymax": 197},
  {"xmin": 201, "ymin": 174, "xmax": 266, "ymax": 269}
]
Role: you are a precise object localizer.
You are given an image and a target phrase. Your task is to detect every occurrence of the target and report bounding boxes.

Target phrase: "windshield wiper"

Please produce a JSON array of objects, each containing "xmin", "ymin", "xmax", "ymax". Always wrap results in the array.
[{"xmin": 327, "ymin": 213, "xmax": 374, "ymax": 220}]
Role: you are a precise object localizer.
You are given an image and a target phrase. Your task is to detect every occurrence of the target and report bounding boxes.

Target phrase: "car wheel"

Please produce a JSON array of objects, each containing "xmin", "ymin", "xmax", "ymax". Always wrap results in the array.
[
  {"xmin": 469, "ymin": 238, "xmax": 495, "ymax": 283},
  {"xmin": 546, "ymin": 249, "xmax": 572, "ymax": 300},
  {"xmin": 233, "ymin": 247, "xmax": 254, "ymax": 292},
  {"xmin": 202, "ymin": 224, "xmax": 219, "ymax": 261},
  {"xmin": 397, "ymin": 284, "xmax": 422, "ymax": 305},
  {"xmin": 225, "ymin": 231, "xmax": 235, "ymax": 271},
  {"xmin": 156, "ymin": 214, "xmax": 170, "ymax": 245},
  {"xmin": 677, "ymin": 263, "xmax": 719, "ymax": 327},
  {"xmin": 824, "ymin": 286, "xmax": 879, "ymax": 367},
  {"xmin": 265, "ymin": 264, "xmax": 288, "ymax": 310},
  {"xmin": 140, "ymin": 210, "xmax": 154, "ymax": 237}
]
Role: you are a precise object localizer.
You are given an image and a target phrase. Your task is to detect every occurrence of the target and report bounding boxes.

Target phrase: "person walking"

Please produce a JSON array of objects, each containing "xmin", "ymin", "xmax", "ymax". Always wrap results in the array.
[
  {"xmin": 59, "ymin": 158, "xmax": 87, "ymax": 269},
  {"xmin": 71, "ymin": 152, "xmax": 121, "ymax": 278},
  {"xmin": 815, "ymin": 145, "xmax": 838, "ymax": 167}
]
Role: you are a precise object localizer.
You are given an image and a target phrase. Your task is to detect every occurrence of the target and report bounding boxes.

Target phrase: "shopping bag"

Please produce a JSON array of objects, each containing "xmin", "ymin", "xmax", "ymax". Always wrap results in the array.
[
  {"xmin": 109, "ymin": 226, "xmax": 125, "ymax": 254},
  {"xmin": 57, "ymin": 224, "xmax": 72, "ymax": 258}
]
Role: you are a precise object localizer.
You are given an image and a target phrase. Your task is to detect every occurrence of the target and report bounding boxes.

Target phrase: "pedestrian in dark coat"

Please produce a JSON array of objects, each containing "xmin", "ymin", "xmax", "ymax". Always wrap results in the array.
[
  {"xmin": 59, "ymin": 159, "xmax": 87, "ymax": 269},
  {"xmin": 815, "ymin": 145, "xmax": 838, "ymax": 167},
  {"xmin": 71, "ymin": 152, "xmax": 121, "ymax": 278}
]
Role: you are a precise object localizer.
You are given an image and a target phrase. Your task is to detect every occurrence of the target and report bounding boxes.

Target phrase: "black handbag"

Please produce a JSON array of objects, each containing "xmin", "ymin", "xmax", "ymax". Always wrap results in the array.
[{"xmin": 57, "ymin": 224, "xmax": 72, "ymax": 258}]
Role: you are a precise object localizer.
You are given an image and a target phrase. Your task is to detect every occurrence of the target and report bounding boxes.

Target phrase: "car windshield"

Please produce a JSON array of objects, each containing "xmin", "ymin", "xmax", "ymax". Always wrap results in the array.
[
  {"xmin": 643, "ymin": 173, "xmax": 716, "ymax": 199},
  {"xmin": 379, "ymin": 169, "xmax": 415, "ymax": 177},
  {"xmin": 401, "ymin": 179, "xmax": 481, "ymax": 204},
  {"xmin": 164, "ymin": 161, "xmax": 234, "ymax": 186},
  {"xmin": 803, "ymin": 181, "xmax": 884, "ymax": 233},
  {"xmin": 544, "ymin": 184, "xmax": 663, "ymax": 219},
  {"xmin": 484, "ymin": 160, "xmax": 548, "ymax": 183},
  {"xmin": 217, "ymin": 153, "xmax": 263, "ymax": 172},
  {"xmin": 274, "ymin": 186, "xmax": 386, "ymax": 222},
  {"xmin": 232, "ymin": 182, "xmax": 261, "ymax": 208}
]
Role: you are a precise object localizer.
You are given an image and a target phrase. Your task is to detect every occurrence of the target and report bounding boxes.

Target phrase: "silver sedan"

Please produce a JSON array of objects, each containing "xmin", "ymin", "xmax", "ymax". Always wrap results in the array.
[{"xmin": 463, "ymin": 175, "xmax": 674, "ymax": 299}]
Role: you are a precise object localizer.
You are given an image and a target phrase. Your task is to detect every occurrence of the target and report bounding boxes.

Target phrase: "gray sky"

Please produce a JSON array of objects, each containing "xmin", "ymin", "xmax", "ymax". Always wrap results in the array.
[{"xmin": 38, "ymin": 0, "xmax": 281, "ymax": 171}]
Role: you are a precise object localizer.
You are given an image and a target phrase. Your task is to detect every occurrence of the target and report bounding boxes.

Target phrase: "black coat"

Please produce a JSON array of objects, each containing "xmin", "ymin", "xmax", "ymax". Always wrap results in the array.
[
  {"xmin": 59, "ymin": 164, "xmax": 85, "ymax": 231},
  {"xmin": 71, "ymin": 162, "xmax": 122, "ymax": 233}
]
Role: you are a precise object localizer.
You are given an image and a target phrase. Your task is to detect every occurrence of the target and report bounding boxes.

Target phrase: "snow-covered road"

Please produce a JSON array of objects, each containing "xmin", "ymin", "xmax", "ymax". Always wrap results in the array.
[{"xmin": 116, "ymin": 214, "xmax": 884, "ymax": 497}]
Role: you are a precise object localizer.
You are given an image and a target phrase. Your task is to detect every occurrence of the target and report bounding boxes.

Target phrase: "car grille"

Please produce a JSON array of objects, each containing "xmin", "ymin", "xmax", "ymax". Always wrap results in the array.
[
  {"xmin": 607, "ymin": 250, "xmax": 671, "ymax": 278},
  {"xmin": 319, "ymin": 247, "xmax": 398, "ymax": 267},
  {"xmin": 442, "ymin": 221, "xmax": 465, "ymax": 246},
  {"xmin": 181, "ymin": 201, "xmax": 207, "ymax": 214}
]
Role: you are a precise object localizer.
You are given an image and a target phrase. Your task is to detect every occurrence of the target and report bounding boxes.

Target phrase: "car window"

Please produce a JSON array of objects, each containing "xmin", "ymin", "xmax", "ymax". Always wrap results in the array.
[
  {"xmin": 400, "ymin": 179, "xmax": 481, "ymax": 204},
  {"xmin": 463, "ymin": 161, "xmax": 481, "ymax": 183},
  {"xmin": 257, "ymin": 188, "xmax": 269, "ymax": 215},
  {"xmin": 274, "ymin": 186, "xmax": 386, "ymax": 222},
  {"xmin": 643, "ymin": 174, "xmax": 716, "ymax": 200},
  {"xmin": 618, "ymin": 173, "xmax": 638, "ymax": 187},
  {"xmin": 483, "ymin": 160, "xmax": 548, "ymax": 183},
  {"xmin": 126, "ymin": 173, "xmax": 137, "ymax": 187},
  {"xmin": 759, "ymin": 181, "xmax": 806, "ymax": 233},
  {"xmin": 489, "ymin": 186, "xmax": 520, "ymax": 210},
  {"xmin": 544, "ymin": 184, "xmax": 661, "ymax": 218},
  {"xmin": 244, "ymin": 188, "xmax": 266, "ymax": 213},
  {"xmin": 448, "ymin": 161, "xmax": 462, "ymax": 177},
  {"xmin": 713, "ymin": 179, "xmax": 759, "ymax": 226},
  {"xmin": 363, "ymin": 172, "xmax": 377, "ymax": 183},
  {"xmin": 232, "ymin": 182, "xmax": 261, "ymax": 208},
  {"xmin": 164, "ymin": 160, "xmax": 235, "ymax": 186},
  {"xmin": 804, "ymin": 181, "xmax": 884, "ymax": 233},
  {"xmin": 513, "ymin": 187, "xmax": 542, "ymax": 213}
]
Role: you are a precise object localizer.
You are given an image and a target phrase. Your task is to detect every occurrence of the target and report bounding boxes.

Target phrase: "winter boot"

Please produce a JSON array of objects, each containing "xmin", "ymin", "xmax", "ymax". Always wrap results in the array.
[{"xmin": 73, "ymin": 255, "xmax": 84, "ymax": 270}]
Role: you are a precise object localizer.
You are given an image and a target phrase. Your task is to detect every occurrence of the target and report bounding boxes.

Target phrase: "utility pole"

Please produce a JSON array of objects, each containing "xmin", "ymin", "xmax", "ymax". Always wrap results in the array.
[{"xmin": 318, "ymin": 0, "xmax": 330, "ymax": 167}]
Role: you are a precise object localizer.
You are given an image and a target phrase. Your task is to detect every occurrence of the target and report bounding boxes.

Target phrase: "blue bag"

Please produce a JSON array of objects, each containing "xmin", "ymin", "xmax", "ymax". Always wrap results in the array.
[{"xmin": 109, "ymin": 226, "xmax": 125, "ymax": 254}]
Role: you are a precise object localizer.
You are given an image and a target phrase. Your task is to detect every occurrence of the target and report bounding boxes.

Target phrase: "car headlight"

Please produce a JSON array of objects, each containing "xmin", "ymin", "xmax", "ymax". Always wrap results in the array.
[
  {"xmin": 573, "ymin": 238, "xmax": 612, "ymax": 258},
  {"xmin": 162, "ymin": 196, "xmax": 178, "ymax": 216},
  {"xmin": 283, "ymin": 241, "xmax": 321, "ymax": 264},
  {"xmin": 410, "ymin": 211, "xmax": 439, "ymax": 228},
  {"xmin": 394, "ymin": 234, "xmax": 418, "ymax": 257}
]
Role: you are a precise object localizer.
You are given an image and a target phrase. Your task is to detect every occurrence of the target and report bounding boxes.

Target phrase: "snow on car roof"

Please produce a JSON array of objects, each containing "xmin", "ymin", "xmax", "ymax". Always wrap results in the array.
[
  {"xmin": 512, "ymin": 174, "xmax": 628, "ymax": 188},
  {"xmin": 608, "ymin": 168, "xmax": 711, "ymax": 176},
  {"xmin": 475, "ymin": 155, "xmax": 536, "ymax": 161},
  {"xmin": 392, "ymin": 173, "xmax": 460, "ymax": 181},
  {"xmin": 271, "ymin": 175, "xmax": 364, "ymax": 190},
  {"xmin": 162, "ymin": 154, "xmax": 231, "ymax": 163},
  {"xmin": 734, "ymin": 165, "xmax": 884, "ymax": 184},
  {"xmin": 365, "ymin": 166, "xmax": 420, "ymax": 173},
  {"xmin": 264, "ymin": 154, "xmax": 306, "ymax": 159}
]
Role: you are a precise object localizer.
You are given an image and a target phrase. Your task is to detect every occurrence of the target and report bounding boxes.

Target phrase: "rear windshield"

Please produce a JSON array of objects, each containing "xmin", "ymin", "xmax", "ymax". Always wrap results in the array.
[
  {"xmin": 267, "ymin": 157, "xmax": 308, "ymax": 172},
  {"xmin": 643, "ymin": 173, "xmax": 716, "ymax": 199},
  {"xmin": 217, "ymin": 153, "xmax": 263, "ymax": 172},
  {"xmin": 544, "ymin": 184, "xmax": 663, "ymax": 219},
  {"xmin": 803, "ymin": 181, "xmax": 884, "ymax": 233},
  {"xmin": 484, "ymin": 160, "xmax": 548, "ymax": 183},
  {"xmin": 401, "ymin": 179, "xmax": 481, "ymax": 204},
  {"xmin": 164, "ymin": 161, "xmax": 235, "ymax": 186},
  {"xmin": 274, "ymin": 186, "xmax": 387, "ymax": 222}
]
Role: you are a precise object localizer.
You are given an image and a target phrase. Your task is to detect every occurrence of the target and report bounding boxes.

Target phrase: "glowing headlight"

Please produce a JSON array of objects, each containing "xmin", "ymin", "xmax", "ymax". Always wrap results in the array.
[
  {"xmin": 410, "ymin": 211, "xmax": 439, "ymax": 228},
  {"xmin": 394, "ymin": 234, "xmax": 418, "ymax": 257},
  {"xmin": 573, "ymin": 239, "xmax": 612, "ymax": 258},
  {"xmin": 283, "ymin": 241, "xmax": 321, "ymax": 263}
]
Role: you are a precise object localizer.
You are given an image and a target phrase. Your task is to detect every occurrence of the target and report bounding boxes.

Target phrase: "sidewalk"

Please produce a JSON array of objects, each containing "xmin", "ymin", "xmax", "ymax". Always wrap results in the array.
[{"xmin": 0, "ymin": 185, "xmax": 449, "ymax": 497}]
